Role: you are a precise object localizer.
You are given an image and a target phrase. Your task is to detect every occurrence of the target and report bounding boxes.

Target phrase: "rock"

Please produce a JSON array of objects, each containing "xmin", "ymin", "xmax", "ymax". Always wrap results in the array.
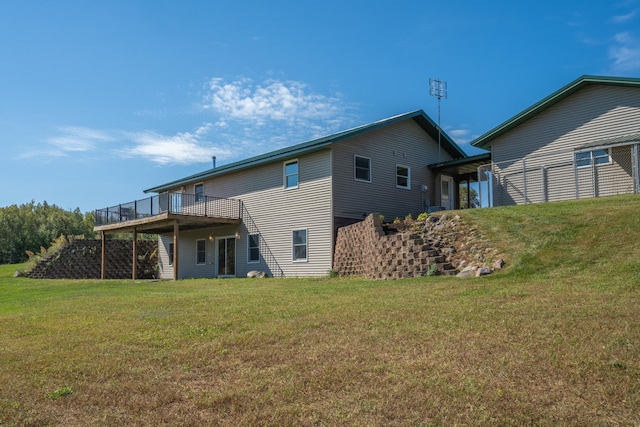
[
  {"xmin": 493, "ymin": 258, "xmax": 505, "ymax": 269},
  {"xmin": 247, "ymin": 270, "xmax": 267, "ymax": 278},
  {"xmin": 475, "ymin": 267, "xmax": 493, "ymax": 277},
  {"xmin": 428, "ymin": 215, "xmax": 440, "ymax": 223},
  {"xmin": 456, "ymin": 266, "xmax": 476, "ymax": 278}
]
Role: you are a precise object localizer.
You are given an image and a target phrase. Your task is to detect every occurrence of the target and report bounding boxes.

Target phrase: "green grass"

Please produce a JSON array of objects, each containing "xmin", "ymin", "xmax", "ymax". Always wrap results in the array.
[{"xmin": 1, "ymin": 195, "xmax": 640, "ymax": 426}]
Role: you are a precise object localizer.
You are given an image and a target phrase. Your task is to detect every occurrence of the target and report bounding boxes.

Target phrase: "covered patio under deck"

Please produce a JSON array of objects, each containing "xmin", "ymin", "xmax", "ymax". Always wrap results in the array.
[{"xmin": 94, "ymin": 192, "xmax": 241, "ymax": 280}]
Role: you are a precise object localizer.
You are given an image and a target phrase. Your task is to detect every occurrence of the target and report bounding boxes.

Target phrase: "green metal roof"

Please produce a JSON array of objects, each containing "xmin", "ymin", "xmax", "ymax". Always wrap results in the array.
[
  {"xmin": 471, "ymin": 75, "xmax": 640, "ymax": 149},
  {"xmin": 145, "ymin": 110, "xmax": 467, "ymax": 193}
]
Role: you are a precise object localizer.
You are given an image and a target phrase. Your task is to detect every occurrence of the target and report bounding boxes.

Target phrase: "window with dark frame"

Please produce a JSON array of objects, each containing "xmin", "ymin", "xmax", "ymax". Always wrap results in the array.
[
  {"xmin": 196, "ymin": 239, "xmax": 206, "ymax": 265},
  {"xmin": 354, "ymin": 155, "xmax": 371, "ymax": 182},
  {"xmin": 396, "ymin": 165, "xmax": 410, "ymax": 189},
  {"xmin": 168, "ymin": 242, "xmax": 174, "ymax": 265},
  {"xmin": 194, "ymin": 183, "xmax": 204, "ymax": 202},
  {"xmin": 284, "ymin": 160, "xmax": 299, "ymax": 189},
  {"xmin": 292, "ymin": 229, "xmax": 307, "ymax": 261},
  {"xmin": 248, "ymin": 233, "xmax": 260, "ymax": 263}
]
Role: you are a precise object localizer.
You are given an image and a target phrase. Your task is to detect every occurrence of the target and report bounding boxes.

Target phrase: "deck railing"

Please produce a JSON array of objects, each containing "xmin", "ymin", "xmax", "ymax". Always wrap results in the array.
[{"xmin": 95, "ymin": 192, "xmax": 242, "ymax": 226}]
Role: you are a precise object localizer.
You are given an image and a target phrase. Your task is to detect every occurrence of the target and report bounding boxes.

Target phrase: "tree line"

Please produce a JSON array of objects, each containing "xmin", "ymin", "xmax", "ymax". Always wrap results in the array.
[{"xmin": 0, "ymin": 201, "xmax": 95, "ymax": 264}]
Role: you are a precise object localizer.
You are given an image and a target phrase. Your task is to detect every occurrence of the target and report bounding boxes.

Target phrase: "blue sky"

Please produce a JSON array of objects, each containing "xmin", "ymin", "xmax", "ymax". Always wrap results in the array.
[{"xmin": 1, "ymin": 0, "xmax": 639, "ymax": 212}]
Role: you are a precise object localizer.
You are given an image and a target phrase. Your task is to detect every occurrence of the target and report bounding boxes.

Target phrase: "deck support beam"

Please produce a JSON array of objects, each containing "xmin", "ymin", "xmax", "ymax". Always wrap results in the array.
[
  {"xmin": 132, "ymin": 228, "xmax": 138, "ymax": 280},
  {"xmin": 101, "ymin": 231, "xmax": 106, "ymax": 280},
  {"xmin": 173, "ymin": 220, "xmax": 179, "ymax": 280}
]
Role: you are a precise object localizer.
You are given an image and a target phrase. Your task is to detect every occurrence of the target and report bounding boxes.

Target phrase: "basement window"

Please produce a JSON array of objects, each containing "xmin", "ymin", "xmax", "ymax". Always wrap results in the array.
[
  {"xmin": 292, "ymin": 229, "xmax": 308, "ymax": 262},
  {"xmin": 196, "ymin": 239, "xmax": 206, "ymax": 265},
  {"xmin": 248, "ymin": 234, "xmax": 260, "ymax": 263}
]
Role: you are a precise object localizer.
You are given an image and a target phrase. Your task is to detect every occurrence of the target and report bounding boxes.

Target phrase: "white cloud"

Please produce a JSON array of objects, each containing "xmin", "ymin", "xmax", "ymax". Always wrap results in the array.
[
  {"xmin": 446, "ymin": 127, "xmax": 472, "ymax": 145},
  {"xmin": 20, "ymin": 126, "xmax": 114, "ymax": 159},
  {"xmin": 52, "ymin": 126, "xmax": 113, "ymax": 151},
  {"xmin": 195, "ymin": 76, "xmax": 358, "ymax": 163},
  {"xmin": 611, "ymin": 10, "xmax": 637, "ymax": 23},
  {"xmin": 122, "ymin": 124, "xmax": 234, "ymax": 166},
  {"xmin": 24, "ymin": 77, "xmax": 356, "ymax": 167},
  {"xmin": 609, "ymin": 31, "xmax": 640, "ymax": 71},
  {"xmin": 202, "ymin": 77, "xmax": 348, "ymax": 127}
]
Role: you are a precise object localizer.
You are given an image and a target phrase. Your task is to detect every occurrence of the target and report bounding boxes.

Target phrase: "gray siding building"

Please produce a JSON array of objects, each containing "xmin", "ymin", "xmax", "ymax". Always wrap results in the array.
[
  {"xmin": 472, "ymin": 75, "xmax": 640, "ymax": 206},
  {"xmin": 95, "ymin": 110, "xmax": 467, "ymax": 279}
]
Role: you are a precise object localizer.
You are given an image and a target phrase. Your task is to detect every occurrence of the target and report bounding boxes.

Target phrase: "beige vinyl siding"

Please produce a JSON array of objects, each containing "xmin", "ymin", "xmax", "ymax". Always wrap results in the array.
[
  {"xmin": 332, "ymin": 119, "xmax": 451, "ymax": 220},
  {"xmin": 159, "ymin": 150, "xmax": 333, "ymax": 278},
  {"xmin": 158, "ymin": 235, "xmax": 173, "ymax": 280},
  {"xmin": 490, "ymin": 85, "xmax": 640, "ymax": 204}
]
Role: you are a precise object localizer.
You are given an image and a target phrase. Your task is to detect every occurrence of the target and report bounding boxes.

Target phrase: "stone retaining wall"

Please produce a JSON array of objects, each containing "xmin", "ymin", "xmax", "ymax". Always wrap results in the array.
[
  {"xmin": 334, "ymin": 214, "xmax": 456, "ymax": 280},
  {"xmin": 26, "ymin": 239, "xmax": 158, "ymax": 279}
]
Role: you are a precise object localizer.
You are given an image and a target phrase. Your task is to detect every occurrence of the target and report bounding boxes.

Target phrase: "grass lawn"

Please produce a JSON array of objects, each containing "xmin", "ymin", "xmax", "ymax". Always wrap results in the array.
[{"xmin": 1, "ymin": 195, "xmax": 639, "ymax": 426}]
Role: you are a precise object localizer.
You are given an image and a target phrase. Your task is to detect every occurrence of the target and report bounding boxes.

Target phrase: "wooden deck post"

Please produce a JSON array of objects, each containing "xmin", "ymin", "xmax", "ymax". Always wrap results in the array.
[
  {"xmin": 101, "ymin": 231, "xmax": 106, "ymax": 280},
  {"xmin": 132, "ymin": 228, "xmax": 138, "ymax": 280},
  {"xmin": 173, "ymin": 220, "xmax": 179, "ymax": 280}
]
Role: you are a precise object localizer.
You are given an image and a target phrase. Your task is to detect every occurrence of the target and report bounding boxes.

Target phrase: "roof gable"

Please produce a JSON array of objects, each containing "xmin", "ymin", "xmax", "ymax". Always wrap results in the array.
[
  {"xmin": 145, "ymin": 110, "xmax": 466, "ymax": 193},
  {"xmin": 471, "ymin": 75, "xmax": 640, "ymax": 149}
]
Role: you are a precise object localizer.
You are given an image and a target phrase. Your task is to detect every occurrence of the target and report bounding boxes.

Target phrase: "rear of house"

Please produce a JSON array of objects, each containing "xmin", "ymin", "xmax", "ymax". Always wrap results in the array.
[
  {"xmin": 472, "ymin": 75, "xmax": 640, "ymax": 206},
  {"xmin": 95, "ymin": 110, "xmax": 467, "ymax": 279}
]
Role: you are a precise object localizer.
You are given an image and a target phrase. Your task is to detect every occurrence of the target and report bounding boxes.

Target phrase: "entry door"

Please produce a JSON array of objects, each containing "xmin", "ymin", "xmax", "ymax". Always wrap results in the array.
[
  {"xmin": 441, "ymin": 175, "xmax": 455, "ymax": 210},
  {"xmin": 217, "ymin": 236, "xmax": 236, "ymax": 277}
]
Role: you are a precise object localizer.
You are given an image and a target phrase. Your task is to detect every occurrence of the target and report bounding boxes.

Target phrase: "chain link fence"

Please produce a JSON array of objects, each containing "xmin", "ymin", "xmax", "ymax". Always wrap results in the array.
[{"xmin": 478, "ymin": 144, "xmax": 640, "ymax": 207}]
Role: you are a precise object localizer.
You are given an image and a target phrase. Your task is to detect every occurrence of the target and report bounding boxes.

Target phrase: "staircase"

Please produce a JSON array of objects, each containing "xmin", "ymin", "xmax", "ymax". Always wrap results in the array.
[{"xmin": 240, "ymin": 203, "xmax": 284, "ymax": 277}]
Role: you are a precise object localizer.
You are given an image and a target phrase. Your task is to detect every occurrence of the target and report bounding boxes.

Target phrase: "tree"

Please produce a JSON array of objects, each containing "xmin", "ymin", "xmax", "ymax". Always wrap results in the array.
[
  {"xmin": 0, "ymin": 201, "xmax": 95, "ymax": 264},
  {"xmin": 459, "ymin": 183, "xmax": 480, "ymax": 209}
]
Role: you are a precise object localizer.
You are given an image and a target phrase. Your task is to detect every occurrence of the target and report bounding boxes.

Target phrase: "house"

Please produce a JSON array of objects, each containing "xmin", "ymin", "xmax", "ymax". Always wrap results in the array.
[
  {"xmin": 471, "ymin": 75, "xmax": 640, "ymax": 206},
  {"xmin": 95, "ymin": 110, "xmax": 468, "ymax": 279}
]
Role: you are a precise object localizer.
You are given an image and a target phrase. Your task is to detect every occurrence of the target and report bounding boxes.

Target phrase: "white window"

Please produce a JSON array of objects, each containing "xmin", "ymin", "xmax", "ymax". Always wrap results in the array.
[
  {"xmin": 354, "ymin": 155, "xmax": 371, "ymax": 182},
  {"xmin": 576, "ymin": 149, "xmax": 611, "ymax": 168},
  {"xmin": 196, "ymin": 239, "xmax": 206, "ymax": 265},
  {"xmin": 396, "ymin": 165, "xmax": 410, "ymax": 189},
  {"xmin": 248, "ymin": 233, "xmax": 260, "ymax": 263},
  {"xmin": 292, "ymin": 229, "xmax": 308, "ymax": 262},
  {"xmin": 194, "ymin": 183, "xmax": 204, "ymax": 202},
  {"xmin": 284, "ymin": 159, "xmax": 299, "ymax": 189}
]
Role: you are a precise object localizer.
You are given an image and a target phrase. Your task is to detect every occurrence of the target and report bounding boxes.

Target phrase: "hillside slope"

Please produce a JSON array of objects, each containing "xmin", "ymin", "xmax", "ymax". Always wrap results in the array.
[{"xmin": 459, "ymin": 194, "xmax": 640, "ymax": 283}]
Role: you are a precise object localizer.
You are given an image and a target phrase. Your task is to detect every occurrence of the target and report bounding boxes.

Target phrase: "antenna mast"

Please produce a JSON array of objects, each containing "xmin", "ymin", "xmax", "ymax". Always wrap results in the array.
[{"xmin": 429, "ymin": 77, "xmax": 447, "ymax": 162}]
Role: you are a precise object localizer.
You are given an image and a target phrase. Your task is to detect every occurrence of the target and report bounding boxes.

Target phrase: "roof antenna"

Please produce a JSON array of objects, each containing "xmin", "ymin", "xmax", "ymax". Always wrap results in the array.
[
  {"xmin": 212, "ymin": 156, "xmax": 216, "ymax": 169},
  {"xmin": 429, "ymin": 77, "xmax": 447, "ymax": 162}
]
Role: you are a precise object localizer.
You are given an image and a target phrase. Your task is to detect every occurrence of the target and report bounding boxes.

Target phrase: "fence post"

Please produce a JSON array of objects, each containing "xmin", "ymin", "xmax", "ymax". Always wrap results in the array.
[
  {"xmin": 633, "ymin": 144, "xmax": 639, "ymax": 195},
  {"xmin": 574, "ymin": 155, "xmax": 579, "ymax": 200},
  {"xmin": 591, "ymin": 160, "xmax": 597, "ymax": 198},
  {"xmin": 541, "ymin": 166, "xmax": 547, "ymax": 203},
  {"xmin": 522, "ymin": 159, "xmax": 527, "ymax": 204}
]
